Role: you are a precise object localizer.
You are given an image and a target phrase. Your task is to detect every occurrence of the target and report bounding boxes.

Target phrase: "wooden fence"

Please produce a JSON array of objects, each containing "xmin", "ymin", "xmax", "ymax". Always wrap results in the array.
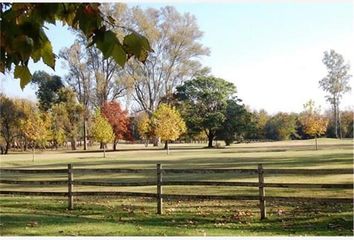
[{"xmin": 0, "ymin": 164, "xmax": 353, "ymax": 219}]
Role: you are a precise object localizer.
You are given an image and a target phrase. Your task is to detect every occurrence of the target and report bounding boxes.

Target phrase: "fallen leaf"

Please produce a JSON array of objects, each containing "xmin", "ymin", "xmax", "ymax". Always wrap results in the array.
[{"xmin": 26, "ymin": 221, "xmax": 38, "ymax": 227}]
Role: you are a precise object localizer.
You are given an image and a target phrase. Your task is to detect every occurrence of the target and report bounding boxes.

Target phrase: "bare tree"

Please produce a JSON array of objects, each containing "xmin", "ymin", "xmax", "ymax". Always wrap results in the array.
[
  {"xmin": 60, "ymin": 33, "xmax": 128, "ymax": 149},
  {"xmin": 60, "ymin": 43, "xmax": 93, "ymax": 150},
  {"xmin": 107, "ymin": 4, "xmax": 210, "ymax": 114}
]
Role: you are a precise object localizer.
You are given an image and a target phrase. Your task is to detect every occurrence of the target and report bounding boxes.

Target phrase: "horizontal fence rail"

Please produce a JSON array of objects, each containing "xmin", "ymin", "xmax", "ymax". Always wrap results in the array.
[
  {"xmin": 0, "ymin": 164, "xmax": 353, "ymax": 219},
  {"xmin": 0, "ymin": 191, "xmax": 352, "ymax": 203},
  {"xmin": 1, "ymin": 168, "xmax": 352, "ymax": 175},
  {"xmin": 0, "ymin": 169, "xmax": 67, "ymax": 174},
  {"xmin": 1, "ymin": 180, "xmax": 353, "ymax": 189}
]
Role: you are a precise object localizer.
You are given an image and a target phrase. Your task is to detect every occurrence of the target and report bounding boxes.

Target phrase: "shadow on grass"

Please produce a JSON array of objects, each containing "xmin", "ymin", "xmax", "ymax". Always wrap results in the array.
[{"xmin": 1, "ymin": 204, "xmax": 352, "ymax": 236}]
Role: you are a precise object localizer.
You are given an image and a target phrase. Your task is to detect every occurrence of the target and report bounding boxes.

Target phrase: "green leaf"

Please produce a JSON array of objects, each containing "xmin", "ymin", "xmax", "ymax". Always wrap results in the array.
[
  {"xmin": 111, "ymin": 43, "xmax": 126, "ymax": 67},
  {"xmin": 14, "ymin": 35, "xmax": 34, "ymax": 60},
  {"xmin": 94, "ymin": 30, "xmax": 126, "ymax": 66},
  {"xmin": 31, "ymin": 48, "xmax": 41, "ymax": 63},
  {"xmin": 41, "ymin": 40, "xmax": 55, "ymax": 69},
  {"xmin": 123, "ymin": 33, "xmax": 153, "ymax": 62},
  {"xmin": 95, "ymin": 31, "xmax": 115, "ymax": 59},
  {"xmin": 14, "ymin": 65, "xmax": 32, "ymax": 89}
]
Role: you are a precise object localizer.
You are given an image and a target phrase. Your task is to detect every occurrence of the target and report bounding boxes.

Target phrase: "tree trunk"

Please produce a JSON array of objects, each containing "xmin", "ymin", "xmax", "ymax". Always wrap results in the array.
[
  {"xmin": 338, "ymin": 110, "xmax": 342, "ymax": 139},
  {"xmin": 5, "ymin": 141, "xmax": 10, "ymax": 154},
  {"xmin": 71, "ymin": 138, "xmax": 76, "ymax": 150},
  {"xmin": 334, "ymin": 98, "xmax": 339, "ymax": 138},
  {"xmin": 32, "ymin": 145, "xmax": 35, "ymax": 162},
  {"xmin": 315, "ymin": 136, "xmax": 318, "ymax": 150},
  {"xmin": 152, "ymin": 136, "xmax": 159, "ymax": 147},
  {"xmin": 164, "ymin": 141, "xmax": 168, "ymax": 150},
  {"xmin": 113, "ymin": 139, "xmax": 117, "ymax": 151},
  {"xmin": 167, "ymin": 141, "xmax": 170, "ymax": 155},
  {"xmin": 207, "ymin": 133, "xmax": 214, "ymax": 148},
  {"xmin": 83, "ymin": 118, "xmax": 88, "ymax": 150},
  {"xmin": 24, "ymin": 137, "xmax": 27, "ymax": 151},
  {"xmin": 103, "ymin": 144, "xmax": 106, "ymax": 158}
]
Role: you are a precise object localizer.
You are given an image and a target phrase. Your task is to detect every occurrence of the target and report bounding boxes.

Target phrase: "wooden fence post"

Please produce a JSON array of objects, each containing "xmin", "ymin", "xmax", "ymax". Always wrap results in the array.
[
  {"xmin": 68, "ymin": 164, "xmax": 74, "ymax": 210},
  {"xmin": 258, "ymin": 164, "xmax": 266, "ymax": 219},
  {"xmin": 157, "ymin": 163, "xmax": 163, "ymax": 214}
]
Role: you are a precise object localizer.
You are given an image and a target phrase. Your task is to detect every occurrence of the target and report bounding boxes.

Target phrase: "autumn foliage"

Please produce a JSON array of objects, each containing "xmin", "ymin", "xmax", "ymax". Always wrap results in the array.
[
  {"xmin": 90, "ymin": 110, "xmax": 114, "ymax": 157},
  {"xmin": 299, "ymin": 100, "xmax": 329, "ymax": 150},
  {"xmin": 152, "ymin": 104, "xmax": 186, "ymax": 142},
  {"xmin": 151, "ymin": 104, "xmax": 186, "ymax": 153},
  {"xmin": 101, "ymin": 101, "xmax": 131, "ymax": 150}
]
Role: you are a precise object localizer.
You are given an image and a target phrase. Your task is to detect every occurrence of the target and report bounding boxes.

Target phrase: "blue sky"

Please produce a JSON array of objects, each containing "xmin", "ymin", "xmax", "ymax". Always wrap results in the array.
[{"xmin": 1, "ymin": 1, "xmax": 353, "ymax": 113}]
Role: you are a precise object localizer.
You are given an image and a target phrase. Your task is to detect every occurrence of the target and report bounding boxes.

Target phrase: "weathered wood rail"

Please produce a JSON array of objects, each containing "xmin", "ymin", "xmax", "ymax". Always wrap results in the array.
[{"xmin": 0, "ymin": 164, "xmax": 353, "ymax": 219}]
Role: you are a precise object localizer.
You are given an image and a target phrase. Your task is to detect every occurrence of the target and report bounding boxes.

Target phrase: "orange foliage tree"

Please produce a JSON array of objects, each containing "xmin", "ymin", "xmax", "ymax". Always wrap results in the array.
[{"xmin": 101, "ymin": 101, "xmax": 131, "ymax": 151}]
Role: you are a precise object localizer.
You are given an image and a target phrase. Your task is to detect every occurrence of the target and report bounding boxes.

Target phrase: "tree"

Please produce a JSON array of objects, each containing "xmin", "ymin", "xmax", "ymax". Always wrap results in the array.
[
  {"xmin": 299, "ymin": 100, "xmax": 329, "ymax": 150},
  {"xmin": 265, "ymin": 113, "xmax": 297, "ymax": 141},
  {"xmin": 91, "ymin": 110, "xmax": 114, "ymax": 157},
  {"xmin": 340, "ymin": 110, "xmax": 354, "ymax": 138},
  {"xmin": 31, "ymin": 71, "xmax": 64, "ymax": 111},
  {"xmin": 60, "ymin": 32, "xmax": 127, "ymax": 109},
  {"xmin": 59, "ymin": 43, "xmax": 92, "ymax": 150},
  {"xmin": 216, "ymin": 99, "xmax": 254, "ymax": 146},
  {"xmin": 0, "ymin": 95, "xmax": 22, "ymax": 154},
  {"xmin": 151, "ymin": 104, "xmax": 186, "ymax": 154},
  {"xmin": 176, "ymin": 76, "xmax": 236, "ymax": 148},
  {"xmin": 136, "ymin": 112, "xmax": 152, "ymax": 147},
  {"xmin": 12, "ymin": 98, "xmax": 36, "ymax": 151},
  {"xmin": 1, "ymin": 3, "xmax": 152, "ymax": 88},
  {"xmin": 48, "ymin": 113, "xmax": 66, "ymax": 150},
  {"xmin": 106, "ymin": 4, "xmax": 210, "ymax": 114},
  {"xmin": 20, "ymin": 112, "xmax": 51, "ymax": 161},
  {"xmin": 249, "ymin": 109, "xmax": 270, "ymax": 140},
  {"xmin": 319, "ymin": 50, "xmax": 352, "ymax": 139},
  {"xmin": 51, "ymin": 88, "xmax": 83, "ymax": 150},
  {"xmin": 101, "ymin": 101, "xmax": 130, "ymax": 151}
]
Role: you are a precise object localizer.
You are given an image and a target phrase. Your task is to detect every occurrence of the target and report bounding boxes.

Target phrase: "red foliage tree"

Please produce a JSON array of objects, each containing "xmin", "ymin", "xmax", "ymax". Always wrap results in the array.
[{"xmin": 101, "ymin": 101, "xmax": 131, "ymax": 150}]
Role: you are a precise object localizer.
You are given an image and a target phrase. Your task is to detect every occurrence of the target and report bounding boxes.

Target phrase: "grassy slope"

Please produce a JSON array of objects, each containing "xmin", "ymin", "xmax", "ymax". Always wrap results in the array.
[{"xmin": 0, "ymin": 138, "xmax": 353, "ymax": 236}]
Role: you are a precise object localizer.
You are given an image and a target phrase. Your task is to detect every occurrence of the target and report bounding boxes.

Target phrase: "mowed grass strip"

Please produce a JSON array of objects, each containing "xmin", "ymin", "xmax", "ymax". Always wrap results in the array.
[{"xmin": 0, "ymin": 196, "xmax": 353, "ymax": 236}]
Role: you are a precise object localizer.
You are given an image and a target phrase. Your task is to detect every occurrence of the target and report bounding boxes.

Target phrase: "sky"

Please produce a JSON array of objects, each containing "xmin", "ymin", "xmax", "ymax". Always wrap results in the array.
[{"xmin": 1, "ymin": 1, "xmax": 353, "ymax": 114}]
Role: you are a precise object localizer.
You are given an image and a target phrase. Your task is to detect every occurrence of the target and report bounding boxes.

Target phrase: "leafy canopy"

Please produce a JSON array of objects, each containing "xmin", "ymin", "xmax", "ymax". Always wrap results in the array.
[
  {"xmin": 31, "ymin": 71, "xmax": 64, "ymax": 111},
  {"xmin": 136, "ymin": 112, "xmax": 152, "ymax": 140},
  {"xmin": 91, "ymin": 110, "xmax": 114, "ymax": 144},
  {"xmin": 151, "ymin": 104, "xmax": 186, "ymax": 142},
  {"xmin": 299, "ymin": 100, "xmax": 328, "ymax": 138},
  {"xmin": 176, "ymin": 76, "xmax": 236, "ymax": 146},
  {"xmin": 265, "ymin": 113, "xmax": 297, "ymax": 141},
  {"xmin": 20, "ymin": 112, "xmax": 51, "ymax": 146},
  {"xmin": 319, "ymin": 50, "xmax": 351, "ymax": 103},
  {"xmin": 1, "ymin": 3, "xmax": 152, "ymax": 89},
  {"xmin": 101, "ymin": 101, "xmax": 131, "ymax": 141},
  {"xmin": 216, "ymin": 99, "xmax": 254, "ymax": 145}
]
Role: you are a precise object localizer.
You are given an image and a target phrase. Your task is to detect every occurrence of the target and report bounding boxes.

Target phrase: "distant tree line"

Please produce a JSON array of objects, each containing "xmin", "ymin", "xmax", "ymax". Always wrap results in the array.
[{"xmin": 1, "ymin": 73, "xmax": 352, "ymax": 155}]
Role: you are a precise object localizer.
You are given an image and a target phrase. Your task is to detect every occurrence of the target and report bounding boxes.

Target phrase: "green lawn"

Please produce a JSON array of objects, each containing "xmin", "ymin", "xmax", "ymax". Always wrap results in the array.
[{"xmin": 0, "ymin": 138, "xmax": 353, "ymax": 236}]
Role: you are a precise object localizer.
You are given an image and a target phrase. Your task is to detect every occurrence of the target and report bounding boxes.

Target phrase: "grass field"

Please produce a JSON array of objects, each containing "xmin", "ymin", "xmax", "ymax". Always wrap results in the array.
[{"xmin": 0, "ymin": 138, "xmax": 353, "ymax": 236}]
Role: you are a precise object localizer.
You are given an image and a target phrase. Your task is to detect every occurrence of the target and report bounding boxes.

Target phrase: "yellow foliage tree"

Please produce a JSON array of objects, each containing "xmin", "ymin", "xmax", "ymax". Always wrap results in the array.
[
  {"xmin": 152, "ymin": 104, "xmax": 186, "ymax": 154},
  {"xmin": 299, "ymin": 100, "xmax": 329, "ymax": 150},
  {"xmin": 136, "ymin": 112, "xmax": 152, "ymax": 147},
  {"xmin": 20, "ymin": 112, "xmax": 51, "ymax": 161},
  {"xmin": 91, "ymin": 110, "xmax": 114, "ymax": 158}
]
